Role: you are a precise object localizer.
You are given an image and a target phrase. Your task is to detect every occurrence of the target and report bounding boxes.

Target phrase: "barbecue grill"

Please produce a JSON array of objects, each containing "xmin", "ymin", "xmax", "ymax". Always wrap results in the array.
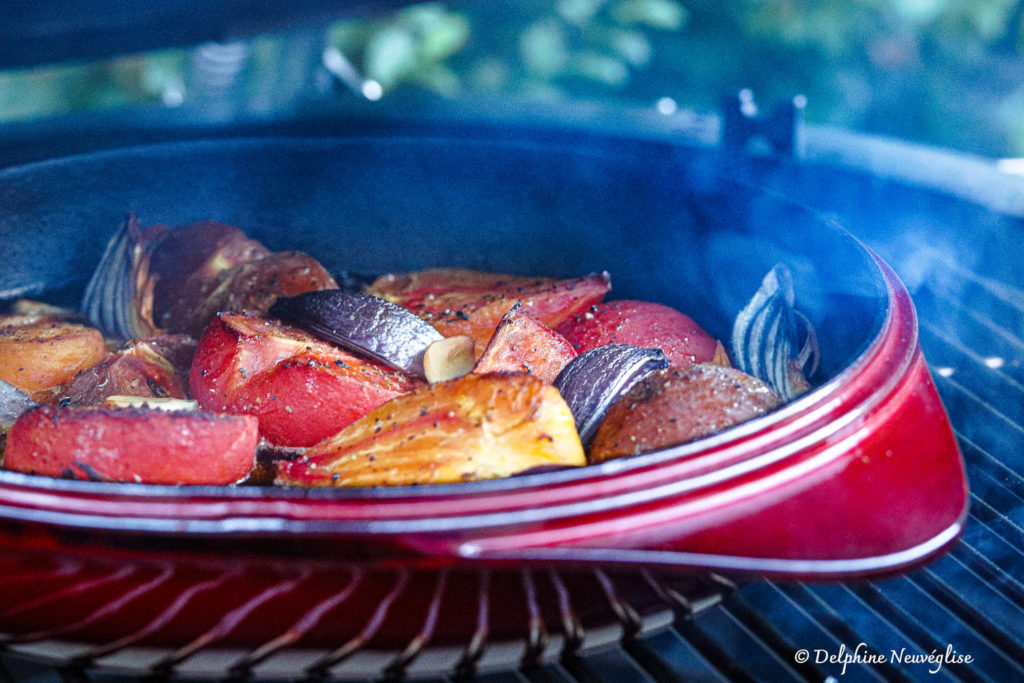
[{"xmin": 0, "ymin": 4, "xmax": 1021, "ymax": 682}]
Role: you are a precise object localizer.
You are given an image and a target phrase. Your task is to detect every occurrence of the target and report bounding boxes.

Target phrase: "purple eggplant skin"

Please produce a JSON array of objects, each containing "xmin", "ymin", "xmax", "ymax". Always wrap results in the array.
[
  {"xmin": 554, "ymin": 344, "xmax": 670, "ymax": 448},
  {"xmin": 269, "ymin": 290, "xmax": 443, "ymax": 379}
]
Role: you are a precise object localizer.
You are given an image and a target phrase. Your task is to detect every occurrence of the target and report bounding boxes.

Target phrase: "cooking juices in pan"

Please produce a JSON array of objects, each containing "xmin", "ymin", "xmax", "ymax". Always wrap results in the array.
[{"xmin": 0, "ymin": 214, "xmax": 811, "ymax": 487}]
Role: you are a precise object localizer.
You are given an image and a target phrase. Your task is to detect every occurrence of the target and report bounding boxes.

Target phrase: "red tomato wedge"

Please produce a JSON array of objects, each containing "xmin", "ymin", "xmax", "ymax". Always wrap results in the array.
[
  {"xmin": 367, "ymin": 268, "xmax": 611, "ymax": 356},
  {"xmin": 190, "ymin": 313, "xmax": 420, "ymax": 447},
  {"xmin": 4, "ymin": 404, "xmax": 259, "ymax": 485},
  {"xmin": 473, "ymin": 303, "xmax": 577, "ymax": 383},
  {"xmin": 555, "ymin": 300, "xmax": 721, "ymax": 366}
]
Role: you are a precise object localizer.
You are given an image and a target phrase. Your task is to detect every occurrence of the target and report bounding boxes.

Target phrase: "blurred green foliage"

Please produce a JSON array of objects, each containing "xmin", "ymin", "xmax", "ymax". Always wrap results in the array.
[{"xmin": 1, "ymin": 0, "xmax": 1024, "ymax": 156}]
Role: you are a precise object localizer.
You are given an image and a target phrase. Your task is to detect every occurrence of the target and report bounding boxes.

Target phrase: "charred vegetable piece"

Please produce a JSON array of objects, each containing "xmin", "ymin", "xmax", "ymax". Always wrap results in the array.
[
  {"xmin": 81, "ymin": 214, "xmax": 163, "ymax": 340},
  {"xmin": 59, "ymin": 335, "xmax": 197, "ymax": 406},
  {"xmin": 732, "ymin": 264, "xmax": 818, "ymax": 401},
  {"xmin": 366, "ymin": 268, "xmax": 611, "ymax": 356},
  {"xmin": 556, "ymin": 300, "xmax": 721, "ymax": 366},
  {"xmin": 554, "ymin": 344, "xmax": 669, "ymax": 448},
  {"xmin": 473, "ymin": 302, "xmax": 577, "ymax": 383},
  {"xmin": 0, "ymin": 317, "xmax": 106, "ymax": 403},
  {"xmin": 150, "ymin": 219, "xmax": 271, "ymax": 329},
  {"xmin": 190, "ymin": 313, "xmax": 420, "ymax": 447},
  {"xmin": 589, "ymin": 364, "xmax": 781, "ymax": 463},
  {"xmin": 276, "ymin": 373, "xmax": 585, "ymax": 487},
  {"xmin": 4, "ymin": 404, "xmax": 259, "ymax": 485},
  {"xmin": 270, "ymin": 289, "xmax": 442, "ymax": 378},
  {"xmin": 169, "ymin": 252, "xmax": 338, "ymax": 338}
]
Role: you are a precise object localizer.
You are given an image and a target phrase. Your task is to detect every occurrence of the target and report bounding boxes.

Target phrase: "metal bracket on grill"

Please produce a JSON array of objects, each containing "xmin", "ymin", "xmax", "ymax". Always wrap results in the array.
[{"xmin": 721, "ymin": 89, "xmax": 806, "ymax": 158}]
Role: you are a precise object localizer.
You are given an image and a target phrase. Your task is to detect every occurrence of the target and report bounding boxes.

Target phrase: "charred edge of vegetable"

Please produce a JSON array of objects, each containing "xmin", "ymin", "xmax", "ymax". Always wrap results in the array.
[{"xmin": 554, "ymin": 343, "xmax": 669, "ymax": 448}]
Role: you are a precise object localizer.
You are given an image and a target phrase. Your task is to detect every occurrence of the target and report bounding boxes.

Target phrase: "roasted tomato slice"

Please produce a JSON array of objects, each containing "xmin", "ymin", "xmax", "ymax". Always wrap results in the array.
[
  {"xmin": 555, "ymin": 300, "xmax": 722, "ymax": 366},
  {"xmin": 4, "ymin": 404, "xmax": 259, "ymax": 485},
  {"xmin": 190, "ymin": 313, "xmax": 420, "ymax": 447},
  {"xmin": 59, "ymin": 335, "xmax": 197, "ymax": 406},
  {"xmin": 366, "ymin": 268, "xmax": 611, "ymax": 356},
  {"xmin": 473, "ymin": 303, "xmax": 577, "ymax": 383},
  {"xmin": 277, "ymin": 373, "xmax": 585, "ymax": 487},
  {"xmin": 0, "ymin": 317, "xmax": 106, "ymax": 403},
  {"xmin": 589, "ymin": 364, "xmax": 781, "ymax": 463}
]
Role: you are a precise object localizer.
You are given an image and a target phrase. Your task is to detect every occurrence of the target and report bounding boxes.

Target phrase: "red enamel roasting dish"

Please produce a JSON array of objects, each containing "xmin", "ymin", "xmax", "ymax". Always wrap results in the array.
[{"xmin": 0, "ymin": 134, "xmax": 966, "ymax": 676}]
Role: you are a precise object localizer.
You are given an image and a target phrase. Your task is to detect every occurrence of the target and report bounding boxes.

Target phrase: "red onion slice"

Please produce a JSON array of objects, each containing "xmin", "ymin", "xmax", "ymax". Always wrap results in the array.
[
  {"xmin": 269, "ymin": 290, "xmax": 443, "ymax": 378},
  {"xmin": 81, "ymin": 213, "xmax": 161, "ymax": 341},
  {"xmin": 0, "ymin": 380, "xmax": 36, "ymax": 430},
  {"xmin": 554, "ymin": 343, "xmax": 669, "ymax": 448}
]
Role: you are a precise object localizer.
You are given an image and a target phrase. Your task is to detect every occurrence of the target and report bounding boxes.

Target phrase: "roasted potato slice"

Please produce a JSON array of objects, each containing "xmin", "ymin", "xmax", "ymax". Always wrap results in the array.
[
  {"xmin": 0, "ymin": 318, "xmax": 106, "ymax": 402},
  {"xmin": 276, "ymin": 373, "xmax": 586, "ymax": 487},
  {"xmin": 589, "ymin": 363, "xmax": 781, "ymax": 463}
]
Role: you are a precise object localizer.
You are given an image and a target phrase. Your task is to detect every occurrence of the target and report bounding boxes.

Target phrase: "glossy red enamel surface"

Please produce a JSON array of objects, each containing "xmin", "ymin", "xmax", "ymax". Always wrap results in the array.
[{"xmin": 0, "ymin": 253, "xmax": 966, "ymax": 575}]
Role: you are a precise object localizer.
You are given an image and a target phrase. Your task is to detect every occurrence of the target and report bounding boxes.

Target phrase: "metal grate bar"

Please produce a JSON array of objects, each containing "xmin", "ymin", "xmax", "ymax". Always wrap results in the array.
[
  {"xmin": 922, "ymin": 325, "xmax": 1024, "ymax": 431},
  {"xmin": 764, "ymin": 582, "xmax": 915, "ymax": 682},
  {"xmin": 717, "ymin": 594, "xmax": 829, "ymax": 681},
  {"xmin": 958, "ymin": 437, "xmax": 1024, "ymax": 502},
  {"xmin": 912, "ymin": 565, "xmax": 1024, "ymax": 663},
  {"xmin": 862, "ymin": 576, "xmax": 1021, "ymax": 681},
  {"xmin": 671, "ymin": 614, "xmax": 758, "ymax": 683},
  {"xmin": 736, "ymin": 582, "xmax": 890, "ymax": 683},
  {"xmin": 474, "ymin": 672, "xmax": 532, "ymax": 683},
  {"xmin": 949, "ymin": 540, "xmax": 1024, "ymax": 614},
  {"xmin": 622, "ymin": 629, "xmax": 727, "ymax": 682},
  {"xmin": 966, "ymin": 495, "xmax": 1024, "ymax": 556},
  {"xmin": 674, "ymin": 605, "xmax": 802, "ymax": 682},
  {"xmin": 795, "ymin": 584, "xmax": 948, "ymax": 679},
  {"xmin": 929, "ymin": 375, "xmax": 1024, "ymax": 480},
  {"xmin": 915, "ymin": 286, "xmax": 1024, "ymax": 360},
  {"xmin": 562, "ymin": 648, "xmax": 656, "ymax": 683},
  {"xmin": 899, "ymin": 238, "xmax": 1024, "ymax": 317},
  {"xmin": 520, "ymin": 663, "xmax": 578, "ymax": 683}
]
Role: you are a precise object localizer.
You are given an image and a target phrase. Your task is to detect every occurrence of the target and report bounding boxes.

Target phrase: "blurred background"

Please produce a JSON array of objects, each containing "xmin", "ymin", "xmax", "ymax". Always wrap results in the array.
[{"xmin": 2, "ymin": 0, "xmax": 1024, "ymax": 158}]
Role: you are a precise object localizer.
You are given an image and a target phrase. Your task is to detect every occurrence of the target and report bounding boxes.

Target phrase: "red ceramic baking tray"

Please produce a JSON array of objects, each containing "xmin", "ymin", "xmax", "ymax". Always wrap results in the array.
[{"xmin": 0, "ymin": 135, "xmax": 966, "ymax": 676}]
